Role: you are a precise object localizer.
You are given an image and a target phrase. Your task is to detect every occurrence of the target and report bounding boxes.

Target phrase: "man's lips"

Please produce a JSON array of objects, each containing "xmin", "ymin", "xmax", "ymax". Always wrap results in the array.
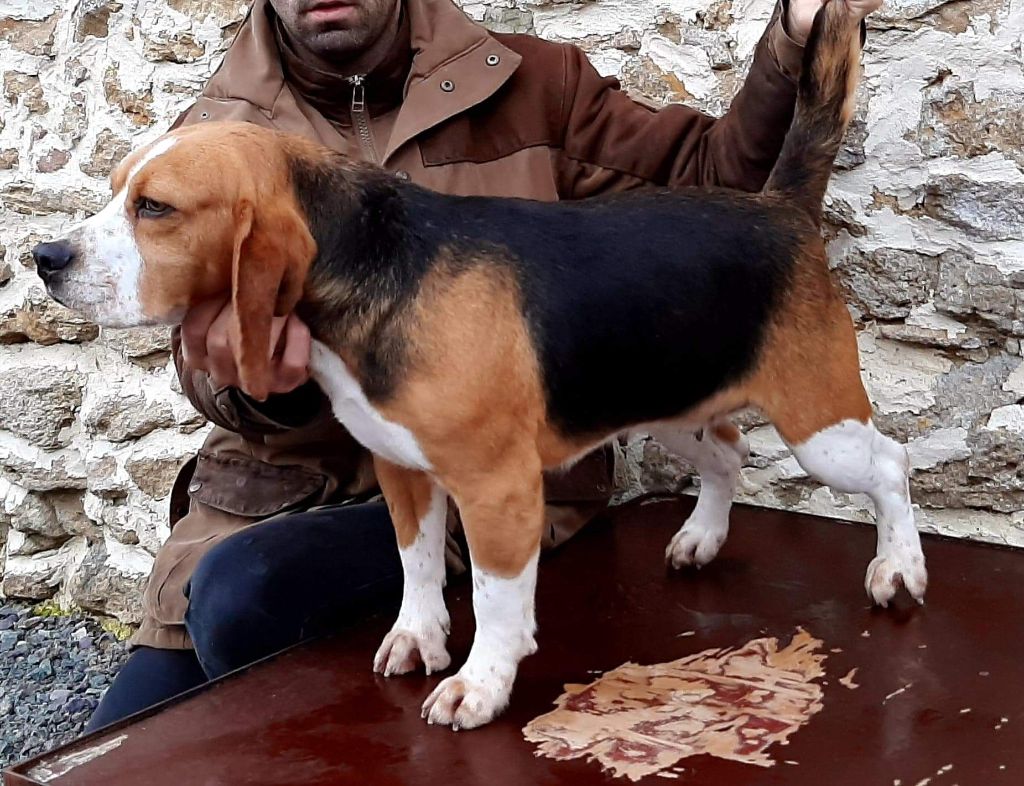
[{"xmin": 306, "ymin": 0, "xmax": 359, "ymax": 22}]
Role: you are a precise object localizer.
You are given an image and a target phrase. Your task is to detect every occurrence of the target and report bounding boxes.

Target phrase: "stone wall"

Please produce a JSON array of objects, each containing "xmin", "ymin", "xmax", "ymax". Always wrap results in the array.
[{"xmin": 0, "ymin": 0, "xmax": 1021, "ymax": 623}]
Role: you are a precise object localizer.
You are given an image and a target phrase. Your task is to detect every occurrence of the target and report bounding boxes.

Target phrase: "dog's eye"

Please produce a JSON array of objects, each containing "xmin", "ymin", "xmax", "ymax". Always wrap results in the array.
[{"xmin": 136, "ymin": 197, "xmax": 172, "ymax": 218}]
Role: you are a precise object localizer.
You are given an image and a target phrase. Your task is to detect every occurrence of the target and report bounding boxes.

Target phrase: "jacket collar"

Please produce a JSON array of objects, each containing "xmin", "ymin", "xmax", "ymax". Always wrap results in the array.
[
  {"xmin": 201, "ymin": 0, "xmax": 521, "ymax": 164},
  {"xmin": 274, "ymin": 5, "xmax": 412, "ymax": 126}
]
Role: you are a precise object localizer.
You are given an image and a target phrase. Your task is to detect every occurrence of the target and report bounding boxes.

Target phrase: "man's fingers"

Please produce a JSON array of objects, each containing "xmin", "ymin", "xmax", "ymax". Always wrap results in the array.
[
  {"xmin": 845, "ymin": 0, "xmax": 883, "ymax": 20},
  {"xmin": 206, "ymin": 305, "xmax": 238, "ymax": 389},
  {"xmin": 268, "ymin": 316, "xmax": 289, "ymax": 360},
  {"xmin": 180, "ymin": 297, "xmax": 228, "ymax": 370},
  {"xmin": 280, "ymin": 315, "xmax": 311, "ymax": 375},
  {"xmin": 269, "ymin": 315, "xmax": 312, "ymax": 394}
]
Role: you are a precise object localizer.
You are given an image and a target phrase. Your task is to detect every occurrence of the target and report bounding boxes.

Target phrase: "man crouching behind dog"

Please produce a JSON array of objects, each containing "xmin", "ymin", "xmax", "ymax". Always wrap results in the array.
[{"xmin": 66, "ymin": 0, "xmax": 881, "ymax": 730}]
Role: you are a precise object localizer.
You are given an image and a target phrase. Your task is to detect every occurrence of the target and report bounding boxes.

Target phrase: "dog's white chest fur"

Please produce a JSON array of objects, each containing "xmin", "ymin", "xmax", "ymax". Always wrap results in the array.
[{"xmin": 309, "ymin": 340, "xmax": 431, "ymax": 471}]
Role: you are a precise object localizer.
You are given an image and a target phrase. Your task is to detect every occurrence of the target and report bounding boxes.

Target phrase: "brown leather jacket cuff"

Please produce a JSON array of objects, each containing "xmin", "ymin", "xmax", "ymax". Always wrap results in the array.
[
  {"xmin": 770, "ymin": 0, "xmax": 806, "ymax": 83},
  {"xmin": 226, "ymin": 382, "xmax": 325, "ymax": 433}
]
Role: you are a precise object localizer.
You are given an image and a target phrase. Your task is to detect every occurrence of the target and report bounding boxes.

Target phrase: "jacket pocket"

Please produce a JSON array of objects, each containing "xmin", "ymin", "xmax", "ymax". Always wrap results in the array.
[{"xmin": 187, "ymin": 451, "xmax": 327, "ymax": 518}]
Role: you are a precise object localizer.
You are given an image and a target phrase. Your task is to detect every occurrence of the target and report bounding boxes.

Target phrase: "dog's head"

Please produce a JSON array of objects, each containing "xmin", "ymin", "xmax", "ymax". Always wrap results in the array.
[{"xmin": 32, "ymin": 122, "xmax": 318, "ymax": 399}]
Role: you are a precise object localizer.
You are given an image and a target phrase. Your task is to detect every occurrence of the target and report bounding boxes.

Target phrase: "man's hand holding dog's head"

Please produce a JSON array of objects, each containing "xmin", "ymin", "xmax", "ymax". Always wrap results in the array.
[{"xmin": 180, "ymin": 297, "xmax": 312, "ymax": 397}]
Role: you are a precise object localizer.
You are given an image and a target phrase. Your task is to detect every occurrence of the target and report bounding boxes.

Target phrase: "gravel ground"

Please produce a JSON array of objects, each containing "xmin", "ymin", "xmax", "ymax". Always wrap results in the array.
[{"xmin": 0, "ymin": 601, "xmax": 130, "ymax": 769}]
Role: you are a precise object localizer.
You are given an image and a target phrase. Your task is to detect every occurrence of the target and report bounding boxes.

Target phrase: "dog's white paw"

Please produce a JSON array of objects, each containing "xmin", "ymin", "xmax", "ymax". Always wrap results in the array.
[
  {"xmin": 421, "ymin": 672, "xmax": 510, "ymax": 730},
  {"xmin": 665, "ymin": 517, "xmax": 727, "ymax": 569},
  {"xmin": 374, "ymin": 626, "xmax": 451, "ymax": 677},
  {"xmin": 865, "ymin": 552, "xmax": 927, "ymax": 607}
]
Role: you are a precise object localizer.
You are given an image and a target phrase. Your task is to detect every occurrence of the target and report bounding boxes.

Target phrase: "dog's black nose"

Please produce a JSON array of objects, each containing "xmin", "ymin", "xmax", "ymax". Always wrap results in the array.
[{"xmin": 32, "ymin": 241, "xmax": 76, "ymax": 276}]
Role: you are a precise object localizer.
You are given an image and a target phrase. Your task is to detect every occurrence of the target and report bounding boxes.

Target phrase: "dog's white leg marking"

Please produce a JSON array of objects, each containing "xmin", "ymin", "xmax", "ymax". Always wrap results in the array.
[
  {"xmin": 789, "ymin": 419, "xmax": 927, "ymax": 606},
  {"xmin": 309, "ymin": 340, "xmax": 432, "ymax": 471},
  {"xmin": 649, "ymin": 423, "xmax": 747, "ymax": 569},
  {"xmin": 374, "ymin": 484, "xmax": 451, "ymax": 676},
  {"xmin": 421, "ymin": 554, "xmax": 538, "ymax": 730}
]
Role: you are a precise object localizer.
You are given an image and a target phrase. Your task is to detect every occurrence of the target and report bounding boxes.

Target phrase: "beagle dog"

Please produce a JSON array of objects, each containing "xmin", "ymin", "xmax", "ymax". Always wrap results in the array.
[{"xmin": 34, "ymin": 1, "xmax": 924, "ymax": 730}]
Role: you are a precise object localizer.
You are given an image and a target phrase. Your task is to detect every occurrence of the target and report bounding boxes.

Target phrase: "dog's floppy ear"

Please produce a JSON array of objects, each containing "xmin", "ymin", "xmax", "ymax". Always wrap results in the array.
[{"xmin": 230, "ymin": 199, "xmax": 316, "ymax": 401}]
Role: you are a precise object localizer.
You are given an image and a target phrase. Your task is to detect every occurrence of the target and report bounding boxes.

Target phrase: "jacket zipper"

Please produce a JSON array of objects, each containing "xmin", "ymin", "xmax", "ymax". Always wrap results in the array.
[{"xmin": 348, "ymin": 75, "xmax": 380, "ymax": 164}]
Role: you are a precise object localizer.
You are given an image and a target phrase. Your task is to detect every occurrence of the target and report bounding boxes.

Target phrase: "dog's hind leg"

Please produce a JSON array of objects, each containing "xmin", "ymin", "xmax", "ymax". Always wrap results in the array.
[
  {"xmin": 648, "ymin": 421, "xmax": 747, "ymax": 569},
  {"xmin": 787, "ymin": 419, "xmax": 926, "ymax": 606},
  {"xmin": 748, "ymin": 274, "xmax": 927, "ymax": 607}
]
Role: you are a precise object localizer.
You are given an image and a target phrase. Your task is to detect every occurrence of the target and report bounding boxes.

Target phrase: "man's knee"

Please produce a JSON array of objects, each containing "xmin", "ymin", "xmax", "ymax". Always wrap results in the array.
[
  {"xmin": 183, "ymin": 532, "xmax": 284, "ymax": 674},
  {"xmin": 182, "ymin": 504, "xmax": 404, "ymax": 676}
]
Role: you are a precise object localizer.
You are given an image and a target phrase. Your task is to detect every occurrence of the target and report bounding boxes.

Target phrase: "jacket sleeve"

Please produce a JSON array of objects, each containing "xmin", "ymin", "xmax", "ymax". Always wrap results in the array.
[
  {"xmin": 171, "ymin": 326, "xmax": 326, "ymax": 436},
  {"xmin": 557, "ymin": 0, "xmax": 805, "ymax": 197}
]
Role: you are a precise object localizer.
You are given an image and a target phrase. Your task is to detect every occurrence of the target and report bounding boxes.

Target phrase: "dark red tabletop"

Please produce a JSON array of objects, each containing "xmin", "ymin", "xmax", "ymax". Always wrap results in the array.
[{"xmin": 5, "ymin": 498, "xmax": 1022, "ymax": 785}]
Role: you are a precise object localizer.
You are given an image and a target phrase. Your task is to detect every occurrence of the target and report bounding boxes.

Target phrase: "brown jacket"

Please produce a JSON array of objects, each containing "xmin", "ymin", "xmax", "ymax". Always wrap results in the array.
[{"xmin": 134, "ymin": 0, "xmax": 805, "ymax": 649}]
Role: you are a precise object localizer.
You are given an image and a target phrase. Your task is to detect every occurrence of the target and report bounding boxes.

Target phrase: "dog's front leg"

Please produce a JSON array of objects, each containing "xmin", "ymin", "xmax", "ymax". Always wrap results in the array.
[
  {"xmin": 421, "ymin": 461, "xmax": 544, "ymax": 730},
  {"xmin": 373, "ymin": 458, "xmax": 452, "ymax": 676}
]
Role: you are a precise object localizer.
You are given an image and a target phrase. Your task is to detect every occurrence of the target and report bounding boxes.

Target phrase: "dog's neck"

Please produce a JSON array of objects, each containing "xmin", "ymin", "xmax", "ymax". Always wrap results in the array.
[{"xmin": 288, "ymin": 154, "xmax": 431, "ymax": 354}]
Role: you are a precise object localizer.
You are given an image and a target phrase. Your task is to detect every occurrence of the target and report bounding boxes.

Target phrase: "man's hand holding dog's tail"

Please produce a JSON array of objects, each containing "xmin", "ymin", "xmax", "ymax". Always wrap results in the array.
[{"xmin": 788, "ymin": 0, "xmax": 882, "ymax": 44}]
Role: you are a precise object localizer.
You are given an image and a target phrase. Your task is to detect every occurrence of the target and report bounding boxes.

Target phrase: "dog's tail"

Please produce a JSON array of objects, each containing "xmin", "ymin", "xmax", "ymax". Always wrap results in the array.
[{"xmin": 763, "ymin": 0, "xmax": 865, "ymax": 222}]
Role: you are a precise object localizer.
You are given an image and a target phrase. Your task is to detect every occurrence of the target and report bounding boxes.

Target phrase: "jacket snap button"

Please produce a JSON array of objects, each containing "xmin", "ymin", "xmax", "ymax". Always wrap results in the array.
[
  {"xmin": 188, "ymin": 481, "xmax": 203, "ymax": 493},
  {"xmin": 200, "ymin": 111, "xmax": 210, "ymax": 119},
  {"xmin": 486, "ymin": 54, "xmax": 500, "ymax": 66},
  {"xmin": 440, "ymin": 79, "xmax": 455, "ymax": 92}
]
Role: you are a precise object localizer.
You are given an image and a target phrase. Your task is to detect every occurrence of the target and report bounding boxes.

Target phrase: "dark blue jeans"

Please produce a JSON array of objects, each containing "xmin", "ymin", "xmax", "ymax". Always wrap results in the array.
[{"xmin": 87, "ymin": 502, "xmax": 403, "ymax": 732}]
